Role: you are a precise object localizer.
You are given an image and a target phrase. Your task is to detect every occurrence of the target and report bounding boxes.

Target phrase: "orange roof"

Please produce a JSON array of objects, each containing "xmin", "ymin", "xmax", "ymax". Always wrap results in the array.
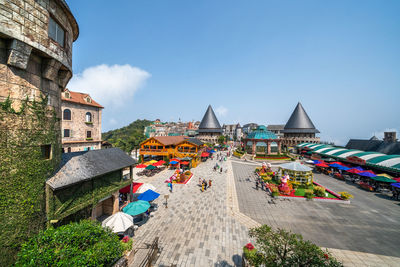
[
  {"xmin": 153, "ymin": 136, "xmax": 186, "ymax": 146},
  {"xmin": 62, "ymin": 90, "xmax": 104, "ymax": 108}
]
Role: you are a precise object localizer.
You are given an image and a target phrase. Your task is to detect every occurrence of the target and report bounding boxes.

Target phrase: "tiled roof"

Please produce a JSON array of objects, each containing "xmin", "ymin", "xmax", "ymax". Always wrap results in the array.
[
  {"xmin": 153, "ymin": 136, "xmax": 186, "ymax": 146},
  {"xmin": 283, "ymin": 102, "xmax": 319, "ymax": 134},
  {"xmin": 62, "ymin": 90, "xmax": 104, "ymax": 108},
  {"xmin": 247, "ymin": 125, "xmax": 278, "ymax": 140},
  {"xmin": 198, "ymin": 105, "xmax": 222, "ymax": 133}
]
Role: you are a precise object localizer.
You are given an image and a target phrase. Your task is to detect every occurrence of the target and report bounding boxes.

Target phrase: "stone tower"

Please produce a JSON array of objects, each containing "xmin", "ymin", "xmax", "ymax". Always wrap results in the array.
[
  {"xmin": 282, "ymin": 102, "xmax": 320, "ymax": 148},
  {"xmin": 197, "ymin": 105, "xmax": 223, "ymax": 144},
  {"xmin": 0, "ymin": 0, "xmax": 79, "ymax": 263}
]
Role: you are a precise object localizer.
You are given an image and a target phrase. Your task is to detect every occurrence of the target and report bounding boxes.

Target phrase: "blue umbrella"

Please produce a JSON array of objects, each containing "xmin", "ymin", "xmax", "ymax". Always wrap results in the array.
[
  {"xmin": 137, "ymin": 189, "xmax": 160, "ymax": 202},
  {"xmin": 122, "ymin": 200, "xmax": 150, "ymax": 216},
  {"xmin": 313, "ymin": 160, "xmax": 322, "ymax": 164},
  {"xmin": 354, "ymin": 166, "xmax": 364, "ymax": 171},
  {"xmin": 329, "ymin": 163, "xmax": 343, "ymax": 168},
  {"xmin": 169, "ymin": 160, "xmax": 178, "ymax": 164},
  {"xmin": 391, "ymin": 183, "xmax": 400, "ymax": 189},
  {"xmin": 337, "ymin": 165, "xmax": 350, "ymax": 171},
  {"xmin": 358, "ymin": 171, "xmax": 377, "ymax": 178},
  {"xmin": 209, "ymin": 150, "xmax": 216, "ymax": 153}
]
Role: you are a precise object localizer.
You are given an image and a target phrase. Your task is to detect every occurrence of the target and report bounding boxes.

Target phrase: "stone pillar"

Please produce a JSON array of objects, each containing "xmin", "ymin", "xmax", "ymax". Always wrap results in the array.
[
  {"xmin": 267, "ymin": 141, "xmax": 271, "ymax": 154},
  {"xmin": 252, "ymin": 140, "xmax": 256, "ymax": 154},
  {"xmin": 278, "ymin": 141, "xmax": 282, "ymax": 154},
  {"xmin": 112, "ymin": 191, "xmax": 119, "ymax": 214}
]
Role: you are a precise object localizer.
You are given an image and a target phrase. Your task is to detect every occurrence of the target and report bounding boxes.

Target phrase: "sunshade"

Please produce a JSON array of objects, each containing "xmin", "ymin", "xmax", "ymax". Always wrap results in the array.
[
  {"xmin": 102, "ymin": 212, "xmax": 133, "ymax": 233},
  {"xmin": 149, "ymin": 160, "xmax": 158, "ymax": 164},
  {"xmin": 358, "ymin": 171, "xmax": 377, "ymax": 177},
  {"xmin": 316, "ymin": 163, "xmax": 329, "ymax": 168},
  {"xmin": 391, "ymin": 183, "xmax": 400, "ymax": 188},
  {"xmin": 152, "ymin": 162, "xmax": 163, "ymax": 166},
  {"xmin": 329, "ymin": 163, "xmax": 344, "ymax": 168},
  {"xmin": 119, "ymin": 182, "xmax": 143, "ymax": 194},
  {"xmin": 181, "ymin": 161, "xmax": 189, "ymax": 165},
  {"xmin": 347, "ymin": 168, "xmax": 362, "ymax": 174},
  {"xmin": 394, "ymin": 178, "xmax": 400, "ymax": 182},
  {"xmin": 122, "ymin": 200, "xmax": 151, "ymax": 216},
  {"xmin": 169, "ymin": 161, "xmax": 179, "ymax": 164},
  {"xmin": 201, "ymin": 152, "xmax": 210, "ymax": 157},
  {"xmin": 313, "ymin": 160, "xmax": 322, "ymax": 164},
  {"xmin": 371, "ymin": 176, "xmax": 396, "ymax": 183},
  {"xmin": 145, "ymin": 165, "xmax": 156, "ymax": 170},
  {"xmin": 157, "ymin": 160, "xmax": 166, "ymax": 164},
  {"xmin": 137, "ymin": 183, "xmax": 156, "ymax": 194},
  {"xmin": 170, "ymin": 158, "xmax": 180, "ymax": 162},
  {"xmin": 279, "ymin": 162, "xmax": 312, "ymax": 172},
  {"xmin": 330, "ymin": 162, "xmax": 344, "ymax": 165},
  {"xmin": 353, "ymin": 166, "xmax": 364, "ymax": 171},
  {"xmin": 136, "ymin": 164, "xmax": 147, "ymax": 168},
  {"xmin": 305, "ymin": 160, "xmax": 314, "ymax": 164},
  {"xmin": 377, "ymin": 173, "xmax": 393, "ymax": 179},
  {"xmin": 209, "ymin": 150, "xmax": 216, "ymax": 153},
  {"xmin": 137, "ymin": 189, "xmax": 160, "ymax": 202},
  {"xmin": 337, "ymin": 165, "xmax": 350, "ymax": 171},
  {"xmin": 144, "ymin": 161, "xmax": 153, "ymax": 165}
]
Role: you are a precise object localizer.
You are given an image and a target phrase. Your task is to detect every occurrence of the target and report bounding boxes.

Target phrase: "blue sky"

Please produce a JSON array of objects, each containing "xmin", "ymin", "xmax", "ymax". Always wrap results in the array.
[{"xmin": 67, "ymin": 0, "xmax": 400, "ymax": 145}]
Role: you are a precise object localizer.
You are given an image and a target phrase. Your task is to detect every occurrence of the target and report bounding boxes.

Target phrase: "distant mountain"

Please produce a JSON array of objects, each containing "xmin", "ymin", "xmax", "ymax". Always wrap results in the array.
[{"xmin": 102, "ymin": 119, "xmax": 152, "ymax": 152}]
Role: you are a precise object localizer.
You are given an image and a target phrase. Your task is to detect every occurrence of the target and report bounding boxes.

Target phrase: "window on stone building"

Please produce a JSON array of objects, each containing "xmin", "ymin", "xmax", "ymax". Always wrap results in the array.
[
  {"xmin": 67, "ymin": 147, "xmax": 71, "ymax": 153},
  {"xmin": 41, "ymin": 144, "xmax": 51, "ymax": 159},
  {"xmin": 64, "ymin": 91, "xmax": 70, "ymax": 99},
  {"xmin": 49, "ymin": 17, "xmax": 65, "ymax": 46},
  {"xmin": 63, "ymin": 129, "xmax": 70, "ymax": 138},
  {"xmin": 86, "ymin": 112, "xmax": 92, "ymax": 123},
  {"xmin": 63, "ymin": 109, "xmax": 71, "ymax": 120},
  {"xmin": 87, "ymin": 131, "xmax": 92, "ymax": 139}
]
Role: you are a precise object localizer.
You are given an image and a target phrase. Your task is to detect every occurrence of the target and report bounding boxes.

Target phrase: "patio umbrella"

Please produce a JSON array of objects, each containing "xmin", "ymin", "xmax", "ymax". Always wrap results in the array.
[
  {"xmin": 353, "ymin": 166, "xmax": 364, "ymax": 171},
  {"xmin": 138, "ymin": 189, "xmax": 160, "ymax": 202},
  {"xmin": 391, "ymin": 183, "xmax": 400, "ymax": 188},
  {"xmin": 145, "ymin": 165, "xmax": 156, "ymax": 170},
  {"xmin": 337, "ymin": 165, "xmax": 350, "ymax": 171},
  {"xmin": 315, "ymin": 163, "xmax": 329, "ymax": 168},
  {"xmin": 137, "ymin": 183, "xmax": 156, "ymax": 194},
  {"xmin": 358, "ymin": 171, "xmax": 377, "ymax": 178},
  {"xmin": 169, "ymin": 160, "xmax": 179, "ymax": 164},
  {"xmin": 136, "ymin": 164, "xmax": 147, "ymax": 168},
  {"xmin": 101, "ymin": 212, "xmax": 133, "ymax": 233},
  {"xmin": 181, "ymin": 161, "xmax": 189, "ymax": 165},
  {"xmin": 347, "ymin": 168, "xmax": 362, "ymax": 174},
  {"xmin": 330, "ymin": 162, "xmax": 344, "ymax": 165},
  {"xmin": 153, "ymin": 160, "xmax": 165, "ymax": 166},
  {"xmin": 329, "ymin": 163, "xmax": 343, "ymax": 168},
  {"xmin": 122, "ymin": 200, "xmax": 151, "ymax": 216},
  {"xmin": 149, "ymin": 160, "xmax": 158, "ymax": 164},
  {"xmin": 312, "ymin": 160, "xmax": 322, "ymax": 164},
  {"xmin": 393, "ymin": 178, "xmax": 400, "ymax": 182},
  {"xmin": 371, "ymin": 176, "xmax": 396, "ymax": 183},
  {"xmin": 305, "ymin": 160, "xmax": 314, "ymax": 164}
]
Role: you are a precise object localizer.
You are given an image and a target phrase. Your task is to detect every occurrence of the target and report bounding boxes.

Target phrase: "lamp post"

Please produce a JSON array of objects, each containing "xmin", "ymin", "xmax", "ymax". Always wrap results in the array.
[{"xmin": 164, "ymin": 194, "xmax": 169, "ymax": 208}]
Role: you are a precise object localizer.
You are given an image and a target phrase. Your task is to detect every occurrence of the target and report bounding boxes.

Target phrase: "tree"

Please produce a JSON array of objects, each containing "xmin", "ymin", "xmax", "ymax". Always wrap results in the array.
[
  {"xmin": 246, "ymin": 225, "xmax": 343, "ymax": 267},
  {"xmin": 217, "ymin": 135, "xmax": 226, "ymax": 144}
]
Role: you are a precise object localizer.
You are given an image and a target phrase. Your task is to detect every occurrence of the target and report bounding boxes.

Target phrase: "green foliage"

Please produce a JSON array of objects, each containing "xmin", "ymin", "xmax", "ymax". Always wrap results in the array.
[
  {"xmin": 121, "ymin": 238, "xmax": 133, "ymax": 252},
  {"xmin": 0, "ymin": 95, "xmax": 61, "ymax": 265},
  {"xmin": 248, "ymin": 225, "xmax": 343, "ymax": 267},
  {"xmin": 217, "ymin": 135, "xmax": 226, "ymax": 144},
  {"xmin": 15, "ymin": 220, "xmax": 124, "ymax": 266},
  {"xmin": 304, "ymin": 189, "xmax": 314, "ymax": 199},
  {"xmin": 243, "ymin": 246, "xmax": 258, "ymax": 265},
  {"xmin": 102, "ymin": 119, "xmax": 151, "ymax": 152},
  {"xmin": 313, "ymin": 186, "xmax": 326, "ymax": 197}
]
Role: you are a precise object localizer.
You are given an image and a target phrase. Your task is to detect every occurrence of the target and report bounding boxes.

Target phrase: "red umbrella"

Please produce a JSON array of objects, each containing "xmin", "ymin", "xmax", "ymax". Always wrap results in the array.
[
  {"xmin": 119, "ymin": 182, "xmax": 143, "ymax": 194},
  {"xmin": 394, "ymin": 177, "xmax": 400, "ymax": 182},
  {"xmin": 329, "ymin": 162, "xmax": 344, "ymax": 166},
  {"xmin": 316, "ymin": 163, "xmax": 329, "ymax": 168},
  {"xmin": 136, "ymin": 164, "xmax": 147, "ymax": 168},
  {"xmin": 201, "ymin": 152, "xmax": 210, "ymax": 157},
  {"xmin": 347, "ymin": 168, "xmax": 361, "ymax": 174},
  {"xmin": 181, "ymin": 161, "xmax": 189, "ymax": 165},
  {"xmin": 157, "ymin": 160, "xmax": 166, "ymax": 164}
]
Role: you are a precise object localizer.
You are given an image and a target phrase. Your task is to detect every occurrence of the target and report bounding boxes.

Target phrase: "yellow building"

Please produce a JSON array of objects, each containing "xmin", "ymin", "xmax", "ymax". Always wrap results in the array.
[{"xmin": 139, "ymin": 136, "xmax": 205, "ymax": 167}]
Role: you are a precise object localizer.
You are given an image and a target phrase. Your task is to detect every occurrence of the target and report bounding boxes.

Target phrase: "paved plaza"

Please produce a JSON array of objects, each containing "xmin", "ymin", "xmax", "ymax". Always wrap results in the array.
[{"xmin": 130, "ymin": 157, "xmax": 400, "ymax": 266}]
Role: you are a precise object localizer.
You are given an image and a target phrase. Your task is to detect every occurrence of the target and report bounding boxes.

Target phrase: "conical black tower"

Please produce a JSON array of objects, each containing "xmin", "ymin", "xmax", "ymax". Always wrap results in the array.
[
  {"xmin": 198, "ymin": 105, "xmax": 222, "ymax": 133},
  {"xmin": 283, "ymin": 102, "xmax": 319, "ymax": 134}
]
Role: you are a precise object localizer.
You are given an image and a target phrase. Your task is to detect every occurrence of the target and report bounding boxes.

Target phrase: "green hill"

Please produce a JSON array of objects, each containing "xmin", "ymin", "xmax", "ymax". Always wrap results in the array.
[{"xmin": 102, "ymin": 119, "xmax": 152, "ymax": 152}]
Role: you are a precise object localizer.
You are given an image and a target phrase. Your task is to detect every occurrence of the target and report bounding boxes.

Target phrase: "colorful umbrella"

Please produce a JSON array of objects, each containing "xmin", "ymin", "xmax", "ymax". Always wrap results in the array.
[
  {"xmin": 136, "ymin": 183, "xmax": 156, "ymax": 194},
  {"xmin": 169, "ymin": 160, "xmax": 179, "ymax": 164},
  {"xmin": 181, "ymin": 161, "xmax": 189, "ymax": 165},
  {"xmin": 122, "ymin": 200, "xmax": 150, "ymax": 216},
  {"xmin": 316, "ymin": 163, "xmax": 329, "ymax": 168},
  {"xmin": 313, "ymin": 160, "xmax": 322, "ymax": 164},
  {"xmin": 137, "ymin": 189, "xmax": 160, "ymax": 202},
  {"xmin": 136, "ymin": 164, "xmax": 147, "ymax": 168},
  {"xmin": 371, "ymin": 176, "xmax": 396, "ymax": 183},
  {"xmin": 358, "ymin": 171, "xmax": 377, "ymax": 178},
  {"xmin": 353, "ymin": 166, "xmax": 364, "ymax": 171},
  {"xmin": 329, "ymin": 163, "xmax": 344, "ymax": 168},
  {"xmin": 145, "ymin": 165, "xmax": 156, "ymax": 170},
  {"xmin": 337, "ymin": 165, "xmax": 350, "ymax": 171},
  {"xmin": 149, "ymin": 160, "xmax": 158, "ymax": 164},
  {"xmin": 347, "ymin": 168, "xmax": 362, "ymax": 174}
]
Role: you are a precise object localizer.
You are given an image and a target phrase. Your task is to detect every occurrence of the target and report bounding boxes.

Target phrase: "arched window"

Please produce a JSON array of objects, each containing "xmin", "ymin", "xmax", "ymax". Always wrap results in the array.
[
  {"xmin": 85, "ymin": 112, "xmax": 92, "ymax": 123},
  {"xmin": 63, "ymin": 109, "xmax": 71, "ymax": 120}
]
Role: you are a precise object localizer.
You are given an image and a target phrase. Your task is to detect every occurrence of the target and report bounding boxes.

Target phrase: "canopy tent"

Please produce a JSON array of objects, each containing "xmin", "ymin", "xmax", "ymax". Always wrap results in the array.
[
  {"xmin": 170, "ymin": 158, "xmax": 180, "ymax": 162},
  {"xmin": 101, "ymin": 212, "xmax": 134, "ymax": 233},
  {"xmin": 145, "ymin": 165, "xmax": 156, "ymax": 170},
  {"xmin": 153, "ymin": 160, "xmax": 165, "ymax": 166},
  {"xmin": 119, "ymin": 182, "xmax": 143, "ymax": 194},
  {"xmin": 136, "ymin": 164, "xmax": 147, "ymax": 168},
  {"xmin": 313, "ymin": 160, "xmax": 322, "ymax": 164},
  {"xmin": 394, "ymin": 178, "xmax": 400, "ymax": 182},
  {"xmin": 370, "ymin": 176, "xmax": 396, "ymax": 183},
  {"xmin": 305, "ymin": 160, "xmax": 314, "ymax": 164},
  {"xmin": 377, "ymin": 173, "xmax": 393, "ymax": 179},
  {"xmin": 353, "ymin": 166, "xmax": 364, "ymax": 171},
  {"xmin": 279, "ymin": 162, "xmax": 312, "ymax": 172},
  {"xmin": 137, "ymin": 183, "xmax": 156, "ymax": 194},
  {"xmin": 137, "ymin": 189, "xmax": 160, "ymax": 202},
  {"xmin": 122, "ymin": 200, "xmax": 151, "ymax": 216}
]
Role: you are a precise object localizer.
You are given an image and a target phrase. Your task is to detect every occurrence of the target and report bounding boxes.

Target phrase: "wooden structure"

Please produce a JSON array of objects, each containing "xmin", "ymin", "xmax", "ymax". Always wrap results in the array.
[{"xmin": 139, "ymin": 136, "xmax": 205, "ymax": 167}]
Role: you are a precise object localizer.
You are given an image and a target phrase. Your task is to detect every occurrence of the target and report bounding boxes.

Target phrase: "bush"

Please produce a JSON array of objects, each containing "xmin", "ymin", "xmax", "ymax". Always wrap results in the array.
[
  {"xmin": 15, "ymin": 220, "xmax": 124, "ymax": 266},
  {"xmin": 270, "ymin": 185, "xmax": 280, "ymax": 197},
  {"xmin": 313, "ymin": 186, "xmax": 326, "ymax": 197},
  {"xmin": 121, "ymin": 236, "xmax": 133, "ymax": 252},
  {"xmin": 243, "ymin": 244, "xmax": 258, "ymax": 265},
  {"xmin": 304, "ymin": 189, "xmax": 314, "ymax": 199},
  {"xmin": 248, "ymin": 225, "xmax": 343, "ymax": 267},
  {"xmin": 338, "ymin": 191, "xmax": 353, "ymax": 200}
]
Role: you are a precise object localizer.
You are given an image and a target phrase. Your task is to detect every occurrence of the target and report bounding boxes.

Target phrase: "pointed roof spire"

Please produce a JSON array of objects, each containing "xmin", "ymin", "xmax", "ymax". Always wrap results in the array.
[
  {"xmin": 198, "ymin": 105, "xmax": 223, "ymax": 133},
  {"xmin": 283, "ymin": 102, "xmax": 320, "ymax": 133}
]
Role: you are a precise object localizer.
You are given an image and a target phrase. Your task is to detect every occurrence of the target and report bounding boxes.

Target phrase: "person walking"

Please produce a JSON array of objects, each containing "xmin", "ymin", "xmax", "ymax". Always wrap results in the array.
[
  {"xmin": 208, "ymin": 179, "xmax": 212, "ymax": 188},
  {"xmin": 203, "ymin": 179, "xmax": 207, "ymax": 190},
  {"xmin": 255, "ymin": 180, "xmax": 259, "ymax": 190},
  {"xmin": 169, "ymin": 182, "xmax": 173, "ymax": 193},
  {"xmin": 199, "ymin": 177, "xmax": 202, "ymax": 186},
  {"xmin": 220, "ymin": 167, "xmax": 223, "ymax": 173},
  {"xmin": 261, "ymin": 180, "xmax": 265, "ymax": 191}
]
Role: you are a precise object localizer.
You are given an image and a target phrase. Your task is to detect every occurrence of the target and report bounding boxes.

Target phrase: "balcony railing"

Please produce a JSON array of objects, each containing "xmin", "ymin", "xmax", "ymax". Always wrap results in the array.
[{"xmin": 140, "ymin": 149, "xmax": 168, "ymax": 153}]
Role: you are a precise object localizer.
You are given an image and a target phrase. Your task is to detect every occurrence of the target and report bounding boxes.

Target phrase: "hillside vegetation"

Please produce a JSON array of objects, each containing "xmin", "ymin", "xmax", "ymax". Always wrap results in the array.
[{"xmin": 102, "ymin": 119, "xmax": 151, "ymax": 152}]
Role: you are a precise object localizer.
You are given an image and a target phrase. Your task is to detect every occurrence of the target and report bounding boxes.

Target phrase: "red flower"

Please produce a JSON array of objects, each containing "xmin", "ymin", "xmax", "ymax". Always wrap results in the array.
[
  {"xmin": 122, "ymin": 236, "xmax": 130, "ymax": 243},
  {"xmin": 245, "ymin": 243, "xmax": 255, "ymax": 250},
  {"xmin": 324, "ymin": 253, "xmax": 329, "ymax": 260}
]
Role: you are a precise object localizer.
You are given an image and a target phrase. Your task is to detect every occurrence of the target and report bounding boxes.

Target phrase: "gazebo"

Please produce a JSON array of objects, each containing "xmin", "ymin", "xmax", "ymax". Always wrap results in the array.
[
  {"xmin": 243, "ymin": 125, "xmax": 282, "ymax": 155},
  {"xmin": 279, "ymin": 162, "xmax": 313, "ymax": 185}
]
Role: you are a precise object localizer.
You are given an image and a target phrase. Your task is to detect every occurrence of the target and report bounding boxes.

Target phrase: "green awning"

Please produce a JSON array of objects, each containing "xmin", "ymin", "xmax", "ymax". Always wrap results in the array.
[{"xmin": 370, "ymin": 176, "xmax": 397, "ymax": 183}]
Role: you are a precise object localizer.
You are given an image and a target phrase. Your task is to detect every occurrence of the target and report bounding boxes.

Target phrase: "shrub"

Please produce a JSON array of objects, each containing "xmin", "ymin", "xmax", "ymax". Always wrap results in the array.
[
  {"xmin": 270, "ymin": 185, "xmax": 280, "ymax": 197},
  {"xmin": 243, "ymin": 244, "xmax": 258, "ymax": 265},
  {"xmin": 313, "ymin": 186, "xmax": 326, "ymax": 197},
  {"xmin": 15, "ymin": 220, "xmax": 124, "ymax": 266},
  {"xmin": 248, "ymin": 225, "xmax": 343, "ymax": 267},
  {"xmin": 304, "ymin": 189, "xmax": 314, "ymax": 199},
  {"xmin": 121, "ymin": 237, "xmax": 133, "ymax": 252},
  {"xmin": 338, "ymin": 191, "xmax": 353, "ymax": 200}
]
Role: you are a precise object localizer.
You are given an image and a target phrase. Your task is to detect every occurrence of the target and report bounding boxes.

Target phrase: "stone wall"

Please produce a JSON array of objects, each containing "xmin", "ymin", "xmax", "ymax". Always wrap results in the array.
[{"xmin": 61, "ymin": 100, "xmax": 102, "ymax": 152}]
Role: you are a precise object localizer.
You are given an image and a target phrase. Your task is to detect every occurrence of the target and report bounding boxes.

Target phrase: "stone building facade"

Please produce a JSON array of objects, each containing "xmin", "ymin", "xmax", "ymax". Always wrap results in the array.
[
  {"xmin": 223, "ymin": 123, "xmax": 242, "ymax": 141},
  {"xmin": 0, "ymin": 0, "xmax": 78, "ymax": 263},
  {"xmin": 61, "ymin": 89, "xmax": 103, "ymax": 152}
]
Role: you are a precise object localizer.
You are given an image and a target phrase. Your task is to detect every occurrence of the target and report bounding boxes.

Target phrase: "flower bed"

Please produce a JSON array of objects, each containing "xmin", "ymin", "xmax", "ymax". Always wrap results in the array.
[
  {"xmin": 255, "ymin": 156, "xmax": 290, "ymax": 160},
  {"xmin": 172, "ymin": 173, "xmax": 193, "ymax": 184},
  {"xmin": 266, "ymin": 182, "xmax": 342, "ymax": 201}
]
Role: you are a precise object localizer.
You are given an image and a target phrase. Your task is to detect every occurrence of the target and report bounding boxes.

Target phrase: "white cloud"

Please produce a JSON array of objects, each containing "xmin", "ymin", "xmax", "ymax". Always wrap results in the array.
[
  {"xmin": 216, "ymin": 106, "xmax": 228, "ymax": 117},
  {"xmin": 68, "ymin": 64, "xmax": 151, "ymax": 107}
]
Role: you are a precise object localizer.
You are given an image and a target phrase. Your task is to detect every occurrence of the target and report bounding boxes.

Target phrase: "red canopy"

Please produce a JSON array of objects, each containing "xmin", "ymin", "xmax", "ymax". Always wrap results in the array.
[
  {"xmin": 394, "ymin": 177, "xmax": 400, "ymax": 182},
  {"xmin": 181, "ymin": 161, "xmax": 189, "ymax": 165},
  {"xmin": 170, "ymin": 158, "xmax": 180, "ymax": 162},
  {"xmin": 157, "ymin": 160, "xmax": 166, "ymax": 164},
  {"xmin": 201, "ymin": 152, "xmax": 210, "ymax": 157},
  {"xmin": 119, "ymin": 182, "xmax": 143, "ymax": 194},
  {"xmin": 347, "ymin": 168, "xmax": 362, "ymax": 174},
  {"xmin": 316, "ymin": 163, "xmax": 329, "ymax": 168},
  {"xmin": 136, "ymin": 164, "xmax": 147, "ymax": 168},
  {"xmin": 329, "ymin": 162, "xmax": 344, "ymax": 165}
]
